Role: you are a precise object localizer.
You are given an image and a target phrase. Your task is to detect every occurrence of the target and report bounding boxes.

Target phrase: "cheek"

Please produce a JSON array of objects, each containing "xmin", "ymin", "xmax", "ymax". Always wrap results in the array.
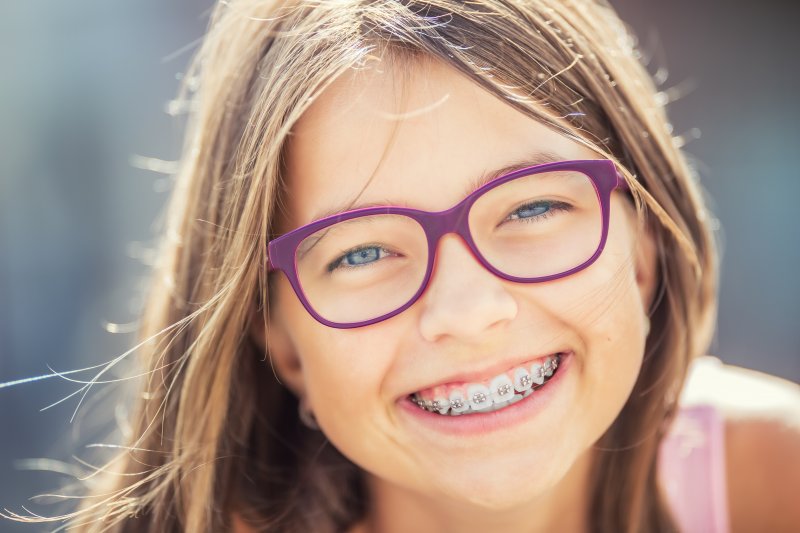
[
  {"xmin": 303, "ymin": 330, "xmax": 395, "ymax": 410},
  {"xmin": 302, "ymin": 328, "xmax": 411, "ymax": 477},
  {"xmin": 277, "ymin": 280, "xmax": 401, "ymax": 434},
  {"xmin": 274, "ymin": 276, "xmax": 420, "ymax": 477},
  {"xmin": 519, "ymin": 212, "xmax": 646, "ymax": 437},
  {"xmin": 568, "ymin": 221, "xmax": 646, "ymax": 428},
  {"xmin": 556, "ymin": 195, "xmax": 646, "ymax": 347}
]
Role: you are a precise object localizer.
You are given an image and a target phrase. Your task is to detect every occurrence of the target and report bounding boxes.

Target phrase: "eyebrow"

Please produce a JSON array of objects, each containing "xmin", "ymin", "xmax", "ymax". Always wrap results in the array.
[{"xmin": 308, "ymin": 149, "xmax": 568, "ymax": 222}]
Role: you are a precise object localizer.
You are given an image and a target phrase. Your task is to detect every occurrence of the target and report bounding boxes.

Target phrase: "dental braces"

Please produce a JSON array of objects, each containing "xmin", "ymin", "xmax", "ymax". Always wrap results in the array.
[{"xmin": 411, "ymin": 354, "xmax": 561, "ymax": 413}]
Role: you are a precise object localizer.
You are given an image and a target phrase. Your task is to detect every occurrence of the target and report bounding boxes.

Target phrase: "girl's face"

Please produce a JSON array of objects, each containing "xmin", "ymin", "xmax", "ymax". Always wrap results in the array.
[{"xmin": 265, "ymin": 58, "xmax": 656, "ymax": 512}]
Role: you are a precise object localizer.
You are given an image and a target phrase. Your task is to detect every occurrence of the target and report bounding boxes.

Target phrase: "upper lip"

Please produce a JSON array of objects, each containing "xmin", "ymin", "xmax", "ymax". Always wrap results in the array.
[{"xmin": 403, "ymin": 349, "xmax": 569, "ymax": 397}]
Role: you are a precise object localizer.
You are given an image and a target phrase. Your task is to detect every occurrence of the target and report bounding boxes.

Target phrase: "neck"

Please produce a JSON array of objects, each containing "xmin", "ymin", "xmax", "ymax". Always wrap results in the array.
[{"xmin": 357, "ymin": 449, "xmax": 594, "ymax": 533}]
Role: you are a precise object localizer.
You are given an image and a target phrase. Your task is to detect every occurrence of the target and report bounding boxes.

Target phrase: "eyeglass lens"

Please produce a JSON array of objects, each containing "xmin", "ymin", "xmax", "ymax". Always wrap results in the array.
[{"xmin": 294, "ymin": 169, "xmax": 602, "ymax": 324}]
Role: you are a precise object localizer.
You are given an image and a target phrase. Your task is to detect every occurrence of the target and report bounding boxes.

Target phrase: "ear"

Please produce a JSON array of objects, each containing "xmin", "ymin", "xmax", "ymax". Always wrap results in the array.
[
  {"xmin": 249, "ymin": 296, "xmax": 307, "ymax": 398},
  {"xmin": 633, "ymin": 216, "xmax": 659, "ymax": 315}
]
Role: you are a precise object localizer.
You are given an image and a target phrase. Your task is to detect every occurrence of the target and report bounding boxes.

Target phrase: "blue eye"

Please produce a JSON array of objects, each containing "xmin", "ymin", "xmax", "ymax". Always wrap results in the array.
[
  {"xmin": 508, "ymin": 200, "xmax": 571, "ymax": 222},
  {"xmin": 327, "ymin": 246, "xmax": 390, "ymax": 272}
]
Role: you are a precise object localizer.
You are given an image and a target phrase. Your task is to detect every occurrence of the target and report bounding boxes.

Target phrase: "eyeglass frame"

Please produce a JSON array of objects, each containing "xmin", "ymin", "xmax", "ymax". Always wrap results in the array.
[{"xmin": 267, "ymin": 158, "xmax": 630, "ymax": 329}]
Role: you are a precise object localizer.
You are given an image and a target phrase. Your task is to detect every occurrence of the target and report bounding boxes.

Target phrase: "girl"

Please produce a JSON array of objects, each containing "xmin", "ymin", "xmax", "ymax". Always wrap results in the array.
[{"xmin": 6, "ymin": 1, "xmax": 798, "ymax": 532}]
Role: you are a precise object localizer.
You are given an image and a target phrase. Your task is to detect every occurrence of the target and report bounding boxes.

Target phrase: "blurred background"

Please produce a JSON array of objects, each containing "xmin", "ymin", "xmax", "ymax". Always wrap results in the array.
[{"xmin": 1, "ymin": 0, "xmax": 797, "ymax": 530}]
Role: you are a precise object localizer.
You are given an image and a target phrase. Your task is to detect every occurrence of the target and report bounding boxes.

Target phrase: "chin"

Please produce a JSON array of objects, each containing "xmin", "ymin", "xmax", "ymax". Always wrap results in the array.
[
  {"xmin": 434, "ymin": 464, "xmax": 558, "ymax": 512},
  {"xmin": 444, "ymin": 484, "xmax": 543, "ymax": 513}
]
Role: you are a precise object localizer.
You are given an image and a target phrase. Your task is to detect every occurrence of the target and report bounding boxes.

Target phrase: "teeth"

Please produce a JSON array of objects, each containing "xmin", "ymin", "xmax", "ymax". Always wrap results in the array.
[
  {"xmin": 432, "ymin": 397, "xmax": 450, "ymax": 415},
  {"xmin": 489, "ymin": 374, "xmax": 515, "ymax": 404},
  {"xmin": 543, "ymin": 357, "xmax": 555, "ymax": 377},
  {"xmin": 507, "ymin": 393, "xmax": 524, "ymax": 405},
  {"xmin": 448, "ymin": 390, "xmax": 469, "ymax": 414},
  {"xmin": 467, "ymin": 384, "xmax": 492, "ymax": 411},
  {"xmin": 492, "ymin": 399, "xmax": 510, "ymax": 410},
  {"xmin": 513, "ymin": 367, "xmax": 533, "ymax": 392},
  {"xmin": 530, "ymin": 361, "xmax": 545, "ymax": 385},
  {"xmin": 412, "ymin": 354, "xmax": 563, "ymax": 416}
]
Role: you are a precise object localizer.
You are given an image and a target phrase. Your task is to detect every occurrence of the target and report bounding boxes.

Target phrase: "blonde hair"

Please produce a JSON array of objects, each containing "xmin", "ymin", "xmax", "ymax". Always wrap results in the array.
[{"xmin": 7, "ymin": 1, "xmax": 718, "ymax": 531}]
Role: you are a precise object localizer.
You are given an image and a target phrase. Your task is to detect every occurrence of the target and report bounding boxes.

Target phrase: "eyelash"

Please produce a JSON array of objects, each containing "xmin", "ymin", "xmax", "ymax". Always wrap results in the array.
[
  {"xmin": 504, "ymin": 200, "xmax": 573, "ymax": 224},
  {"xmin": 326, "ymin": 245, "xmax": 395, "ymax": 273}
]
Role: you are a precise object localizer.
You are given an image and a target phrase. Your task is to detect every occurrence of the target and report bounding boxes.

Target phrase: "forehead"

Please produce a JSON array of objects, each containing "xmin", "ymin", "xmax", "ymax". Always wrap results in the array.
[{"xmin": 281, "ymin": 57, "xmax": 596, "ymax": 230}]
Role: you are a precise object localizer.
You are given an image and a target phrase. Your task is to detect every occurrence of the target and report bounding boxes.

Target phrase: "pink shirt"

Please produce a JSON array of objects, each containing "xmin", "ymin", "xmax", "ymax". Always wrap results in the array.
[{"xmin": 658, "ymin": 403, "xmax": 731, "ymax": 533}]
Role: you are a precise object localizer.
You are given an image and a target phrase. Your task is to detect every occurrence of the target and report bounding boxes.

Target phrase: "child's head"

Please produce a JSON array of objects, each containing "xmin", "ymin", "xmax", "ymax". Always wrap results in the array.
[{"xmin": 67, "ymin": 1, "xmax": 718, "ymax": 531}]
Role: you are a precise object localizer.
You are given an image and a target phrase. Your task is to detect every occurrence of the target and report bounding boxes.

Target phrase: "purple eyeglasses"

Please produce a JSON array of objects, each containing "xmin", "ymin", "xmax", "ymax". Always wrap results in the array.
[{"xmin": 268, "ymin": 159, "xmax": 629, "ymax": 329}]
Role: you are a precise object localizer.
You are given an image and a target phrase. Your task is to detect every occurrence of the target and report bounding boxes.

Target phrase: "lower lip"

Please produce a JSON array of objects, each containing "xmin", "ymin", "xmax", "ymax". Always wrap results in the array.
[{"xmin": 396, "ymin": 351, "xmax": 573, "ymax": 437}]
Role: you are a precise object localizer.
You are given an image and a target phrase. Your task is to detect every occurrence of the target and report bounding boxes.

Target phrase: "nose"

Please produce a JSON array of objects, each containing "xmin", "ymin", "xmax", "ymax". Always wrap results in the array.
[{"xmin": 417, "ymin": 233, "xmax": 518, "ymax": 343}]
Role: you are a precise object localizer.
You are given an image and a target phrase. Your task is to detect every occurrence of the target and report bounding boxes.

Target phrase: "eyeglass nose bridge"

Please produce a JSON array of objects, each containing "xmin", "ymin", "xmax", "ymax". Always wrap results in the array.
[{"xmin": 415, "ymin": 195, "xmax": 487, "ymax": 273}]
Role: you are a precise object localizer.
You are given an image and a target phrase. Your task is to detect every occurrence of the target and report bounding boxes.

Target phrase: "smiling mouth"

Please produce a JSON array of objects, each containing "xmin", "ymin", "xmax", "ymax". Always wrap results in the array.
[{"xmin": 408, "ymin": 352, "xmax": 564, "ymax": 416}]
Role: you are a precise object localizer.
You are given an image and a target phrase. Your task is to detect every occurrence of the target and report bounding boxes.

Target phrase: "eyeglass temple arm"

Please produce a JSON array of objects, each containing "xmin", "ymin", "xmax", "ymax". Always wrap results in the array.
[
  {"xmin": 616, "ymin": 170, "xmax": 631, "ymax": 191},
  {"xmin": 267, "ymin": 241, "xmax": 278, "ymax": 273}
]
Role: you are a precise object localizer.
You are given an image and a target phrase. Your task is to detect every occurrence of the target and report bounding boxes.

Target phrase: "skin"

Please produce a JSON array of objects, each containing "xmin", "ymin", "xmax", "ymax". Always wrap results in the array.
[
  {"xmin": 683, "ymin": 359, "xmax": 800, "ymax": 532},
  {"xmin": 260, "ymin": 56, "xmax": 659, "ymax": 533}
]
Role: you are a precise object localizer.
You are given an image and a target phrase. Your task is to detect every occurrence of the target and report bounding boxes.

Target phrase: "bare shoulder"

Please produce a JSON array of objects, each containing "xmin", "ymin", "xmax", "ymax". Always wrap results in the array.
[{"xmin": 682, "ymin": 355, "xmax": 800, "ymax": 532}]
